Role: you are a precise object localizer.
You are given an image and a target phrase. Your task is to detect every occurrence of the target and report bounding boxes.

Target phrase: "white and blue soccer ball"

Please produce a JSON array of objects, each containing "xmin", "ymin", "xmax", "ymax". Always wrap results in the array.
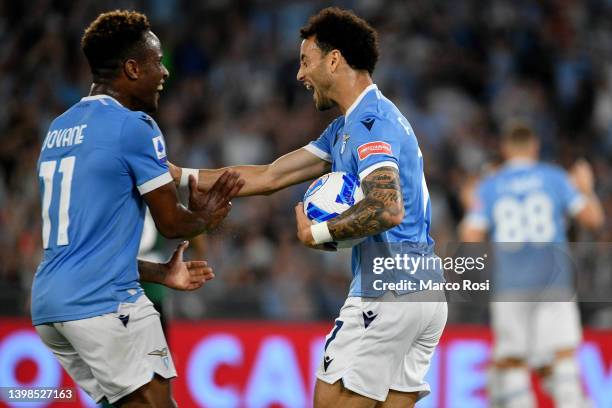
[{"xmin": 303, "ymin": 171, "xmax": 366, "ymax": 248}]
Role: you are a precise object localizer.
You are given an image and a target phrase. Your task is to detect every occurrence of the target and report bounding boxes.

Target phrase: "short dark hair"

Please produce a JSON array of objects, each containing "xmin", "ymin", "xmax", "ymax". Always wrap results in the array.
[
  {"xmin": 81, "ymin": 10, "xmax": 151, "ymax": 80},
  {"xmin": 300, "ymin": 7, "xmax": 379, "ymax": 75},
  {"xmin": 502, "ymin": 121, "xmax": 538, "ymax": 147}
]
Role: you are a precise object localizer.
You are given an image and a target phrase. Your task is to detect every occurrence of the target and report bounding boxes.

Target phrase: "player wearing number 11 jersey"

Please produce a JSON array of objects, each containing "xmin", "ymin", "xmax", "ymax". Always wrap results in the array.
[
  {"xmin": 32, "ymin": 10, "xmax": 242, "ymax": 407},
  {"xmin": 461, "ymin": 124, "xmax": 603, "ymax": 408}
]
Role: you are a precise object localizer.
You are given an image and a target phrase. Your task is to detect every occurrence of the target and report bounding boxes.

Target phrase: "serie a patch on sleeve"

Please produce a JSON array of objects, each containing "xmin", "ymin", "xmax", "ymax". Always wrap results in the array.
[
  {"xmin": 357, "ymin": 141, "xmax": 392, "ymax": 160},
  {"xmin": 152, "ymin": 135, "xmax": 167, "ymax": 163}
]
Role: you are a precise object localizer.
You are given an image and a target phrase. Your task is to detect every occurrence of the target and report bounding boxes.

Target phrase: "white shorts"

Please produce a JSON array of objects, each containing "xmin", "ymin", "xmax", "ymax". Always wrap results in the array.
[
  {"xmin": 35, "ymin": 295, "xmax": 177, "ymax": 404},
  {"xmin": 491, "ymin": 301, "xmax": 582, "ymax": 367},
  {"xmin": 316, "ymin": 291, "xmax": 447, "ymax": 402}
]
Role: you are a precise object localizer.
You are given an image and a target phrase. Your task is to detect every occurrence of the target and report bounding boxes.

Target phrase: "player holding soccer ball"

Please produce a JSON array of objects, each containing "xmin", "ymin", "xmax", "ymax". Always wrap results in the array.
[
  {"xmin": 171, "ymin": 7, "xmax": 446, "ymax": 408},
  {"xmin": 460, "ymin": 124, "xmax": 604, "ymax": 408}
]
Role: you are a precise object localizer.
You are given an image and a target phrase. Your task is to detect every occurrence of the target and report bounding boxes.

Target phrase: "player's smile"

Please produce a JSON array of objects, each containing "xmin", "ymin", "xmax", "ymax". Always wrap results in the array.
[
  {"xmin": 301, "ymin": 74, "xmax": 328, "ymax": 109},
  {"xmin": 302, "ymin": 78, "xmax": 320, "ymax": 105},
  {"xmin": 298, "ymin": 39, "xmax": 324, "ymax": 103},
  {"xmin": 155, "ymin": 80, "xmax": 165, "ymax": 102},
  {"xmin": 307, "ymin": 82, "xmax": 319, "ymax": 103},
  {"xmin": 305, "ymin": 81, "xmax": 318, "ymax": 100},
  {"xmin": 137, "ymin": 31, "xmax": 170, "ymax": 113},
  {"xmin": 297, "ymin": 37, "xmax": 336, "ymax": 111}
]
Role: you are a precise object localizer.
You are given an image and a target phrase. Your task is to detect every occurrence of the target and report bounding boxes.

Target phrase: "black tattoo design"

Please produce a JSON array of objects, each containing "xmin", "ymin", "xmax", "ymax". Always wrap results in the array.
[{"xmin": 328, "ymin": 167, "xmax": 404, "ymax": 241}]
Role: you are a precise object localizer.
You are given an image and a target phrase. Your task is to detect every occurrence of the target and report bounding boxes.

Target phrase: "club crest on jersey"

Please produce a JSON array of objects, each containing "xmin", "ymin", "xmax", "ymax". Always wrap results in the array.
[
  {"xmin": 357, "ymin": 141, "xmax": 392, "ymax": 160},
  {"xmin": 152, "ymin": 135, "xmax": 167, "ymax": 163},
  {"xmin": 340, "ymin": 134, "xmax": 350, "ymax": 154}
]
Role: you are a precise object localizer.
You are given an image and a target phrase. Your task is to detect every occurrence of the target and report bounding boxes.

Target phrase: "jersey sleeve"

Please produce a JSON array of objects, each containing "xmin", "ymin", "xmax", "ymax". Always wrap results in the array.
[
  {"xmin": 464, "ymin": 182, "xmax": 491, "ymax": 231},
  {"xmin": 349, "ymin": 116, "xmax": 400, "ymax": 180},
  {"xmin": 303, "ymin": 117, "xmax": 341, "ymax": 162},
  {"xmin": 557, "ymin": 169, "xmax": 586, "ymax": 216},
  {"xmin": 120, "ymin": 113, "xmax": 172, "ymax": 195}
]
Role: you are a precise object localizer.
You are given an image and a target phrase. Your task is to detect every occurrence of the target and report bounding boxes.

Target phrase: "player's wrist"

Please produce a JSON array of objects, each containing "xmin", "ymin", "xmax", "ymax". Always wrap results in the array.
[
  {"xmin": 311, "ymin": 221, "xmax": 333, "ymax": 244},
  {"xmin": 138, "ymin": 260, "xmax": 167, "ymax": 285},
  {"xmin": 180, "ymin": 168, "xmax": 199, "ymax": 188}
]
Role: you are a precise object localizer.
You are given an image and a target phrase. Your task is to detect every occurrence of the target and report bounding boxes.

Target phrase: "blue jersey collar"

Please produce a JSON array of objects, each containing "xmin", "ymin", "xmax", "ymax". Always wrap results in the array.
[
  {"xmin": 345, "ymin": 84, "xmax": 378, "ymax": 121},
  {"xmin": 504, "ymin": 158, "xmax": 537, "ymax": 168},
  {"xmin": 80, "ymin": 94, "xmax": 124, "ymax": 107}
]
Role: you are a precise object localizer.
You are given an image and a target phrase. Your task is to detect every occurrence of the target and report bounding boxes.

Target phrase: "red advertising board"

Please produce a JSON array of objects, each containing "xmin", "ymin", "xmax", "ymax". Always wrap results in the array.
[{"xmin": 1, "ymin": 319, "xmax": 611, "ymax": 407}]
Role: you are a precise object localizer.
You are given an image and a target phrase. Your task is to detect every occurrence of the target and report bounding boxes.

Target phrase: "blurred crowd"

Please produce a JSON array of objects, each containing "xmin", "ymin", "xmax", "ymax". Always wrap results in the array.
[{"xmin": 0, "ymin": 0, "xmax": 611, "ymax": 324}]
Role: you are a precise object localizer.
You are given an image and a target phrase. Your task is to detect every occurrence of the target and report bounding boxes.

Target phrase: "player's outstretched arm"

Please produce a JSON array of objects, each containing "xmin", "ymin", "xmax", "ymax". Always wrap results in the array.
[
  {"xmin": 169, "ymin": 147, "xmax": 330, "ymax": 196},
  {"xmin": 570, "ymin": 159, "xmax": 605, "ymax": 231},
  {"xmin": 458, "ymin": 177, "xmax": 487, "ymax": 242},
  {"xmin": 144, "ymin": 170, "xmax": 243, "ymax": 238},
  {"xmin": 138, "ymin": 241, "xmax": 214, "ymax": 291},
  {"xmin": 295, "ymin": 166, "xmax": 404, "ymax": 247},
  {"xmin": 459, "ymin": 223, "xmax": 487, "ymax": 243}
]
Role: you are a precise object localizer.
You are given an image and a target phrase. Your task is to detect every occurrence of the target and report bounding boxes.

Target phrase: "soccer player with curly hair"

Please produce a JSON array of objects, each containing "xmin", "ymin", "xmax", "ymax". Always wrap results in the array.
[
  {"xmin": 33, "ymin": 10, "xmax": 242, "ymax": 407},
  {"xmin": 172, "ymin": 8, "xmax": 446, "ymax": 407}
]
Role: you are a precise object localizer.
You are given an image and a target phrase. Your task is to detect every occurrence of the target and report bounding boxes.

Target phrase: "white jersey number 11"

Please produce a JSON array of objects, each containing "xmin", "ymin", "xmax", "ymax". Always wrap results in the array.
[{"xmin": 39, "ymin": 156, "xmax": 76, "ymax": 248}]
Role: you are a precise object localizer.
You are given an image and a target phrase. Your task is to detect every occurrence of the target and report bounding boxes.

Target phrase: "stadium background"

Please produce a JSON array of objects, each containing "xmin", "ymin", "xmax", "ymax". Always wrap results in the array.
[{"xmin": 0, "ymin": 0, "xmax": 611, "ymax": 407}]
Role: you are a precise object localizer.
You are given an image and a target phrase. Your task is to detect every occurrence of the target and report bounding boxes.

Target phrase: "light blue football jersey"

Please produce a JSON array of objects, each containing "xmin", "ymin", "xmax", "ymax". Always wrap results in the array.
[
  {"xmin": 32, "ymin": 94, "xmax": 172, "ymax": 325},
  {"xmin": 305, "ymin": 85, "xmax": 440, "ymax": 297},
  {"xmin": 466, "ymin": 160, "xmax": 585, "ymax": 292}
]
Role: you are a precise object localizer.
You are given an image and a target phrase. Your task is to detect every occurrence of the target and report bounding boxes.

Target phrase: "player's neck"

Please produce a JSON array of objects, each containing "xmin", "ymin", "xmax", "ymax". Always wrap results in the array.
[
  {"xmin": 505, "ymin": 155, "xmax": 537, "ymax": 166},
  {"xmin": 334, "ymin": 73, "xmax": 373, "ymax": 116},
  {"xmin": 88, "ymin": 83, "xmax": 132, "ymax": 109}
]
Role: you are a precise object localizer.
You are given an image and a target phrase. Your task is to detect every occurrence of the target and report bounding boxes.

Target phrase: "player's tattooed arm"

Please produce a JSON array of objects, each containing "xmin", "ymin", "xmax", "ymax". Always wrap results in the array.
[
  {"xmin": 294, "ymin": 166, "xmax": 403, "ymax": 248},
  {"xmin": 328, "ymin": 167, "xmax": 404, "ymax": 241}
]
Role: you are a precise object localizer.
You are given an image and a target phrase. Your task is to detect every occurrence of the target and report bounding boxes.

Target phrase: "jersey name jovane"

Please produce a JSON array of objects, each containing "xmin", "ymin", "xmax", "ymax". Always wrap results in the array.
[{"xmin": 42, "ymin": 124, "xmax": 87, "ymax": 150}]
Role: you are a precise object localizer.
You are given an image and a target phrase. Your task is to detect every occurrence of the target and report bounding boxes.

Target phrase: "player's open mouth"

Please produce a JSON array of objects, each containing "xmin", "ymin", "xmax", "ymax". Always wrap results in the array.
[
  {"xmin": 305, "ymin": 83, "xmax": 313, "ymax": 91},
  {"xmin": 157, "ymin": 82, "xmax": 164, "ymax": 91}
]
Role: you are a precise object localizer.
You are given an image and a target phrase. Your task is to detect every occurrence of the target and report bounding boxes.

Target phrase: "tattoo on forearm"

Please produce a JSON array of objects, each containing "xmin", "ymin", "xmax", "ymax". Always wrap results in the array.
[{"xmin": 328, "ymin": 167, "xmax": 404, "ymax": 241}]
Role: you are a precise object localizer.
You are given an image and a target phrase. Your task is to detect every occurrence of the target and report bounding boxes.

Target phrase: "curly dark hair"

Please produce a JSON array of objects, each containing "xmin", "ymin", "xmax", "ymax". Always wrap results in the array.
[
  {"xmin": 81, "ymin": 10, "xmax": 151, "ymax": 80},
  {"xmin": 300, "ymin": 7, "xmax": 379, "ymax": 75}
]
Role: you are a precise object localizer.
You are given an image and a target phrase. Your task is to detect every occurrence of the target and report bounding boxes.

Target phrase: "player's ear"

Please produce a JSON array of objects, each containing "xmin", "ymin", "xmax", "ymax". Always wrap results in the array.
[
  {"xmin": 328, "ymin": 49, "xmax": 341, "ymax": 73},
  {"xmin": 123, "ymin": 59, "xmax": 139, "ymax": 80}
]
